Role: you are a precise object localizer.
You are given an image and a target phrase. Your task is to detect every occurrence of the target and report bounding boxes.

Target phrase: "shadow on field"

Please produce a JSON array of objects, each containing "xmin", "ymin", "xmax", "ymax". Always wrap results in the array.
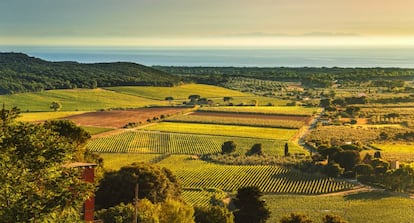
[{"xmin": 344, "ymin": 191, "xmax": 393, "ymax": 200}]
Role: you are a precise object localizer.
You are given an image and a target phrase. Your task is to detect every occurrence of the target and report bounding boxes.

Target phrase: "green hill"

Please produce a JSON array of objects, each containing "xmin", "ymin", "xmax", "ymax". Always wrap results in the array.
[{"xmin": 0, "ymin": 52, "xmax": 181, "ymax": 94}]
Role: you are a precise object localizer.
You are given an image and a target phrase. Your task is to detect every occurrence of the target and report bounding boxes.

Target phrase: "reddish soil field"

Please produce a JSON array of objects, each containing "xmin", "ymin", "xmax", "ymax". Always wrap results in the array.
[
  {"xmin": 65, "ymin": 107, "xmax": 189, "ymax": 128},
  {"xmin": 190, "ymin": 111, "xmax": 311, "ymax": 123}
]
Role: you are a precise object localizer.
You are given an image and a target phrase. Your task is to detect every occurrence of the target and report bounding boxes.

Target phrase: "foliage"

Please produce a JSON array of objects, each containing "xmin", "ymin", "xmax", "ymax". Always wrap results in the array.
[
  {"xmin": 0, "ymin": 117, "xmax": 93, "ymax": 221},
  {"xmin": 194, "ymin": 205, "xmax": 234, "ymax": 223},
  {"xmin": 246, "ymin": 143, "xmax": 264, "ymax": 156},
  {"xmin": 221, "ymin": 141, "xmax": 237, "ymax": 154},
  {"xmin": 50, "ymin": 101, "xmax": 62, "ymax": 111},
  {"xmin": 333, "ymin": 150, "xmax": 361, "ymax": 172},
  {"xmin": 324, "ymin": 163, "xmax": 344, "ymax": 178},
  {"xmin": 0, "ymin": 53, "xmax": 180, "ymax": 94},
  {"xmin": 95, "ymin": 162, "xmax": 181, "ymax": 209},
  {"xmin": 95, "ymin": 202, "xmax": 134, "ymax": 223},
  {"xmin": 280, "ymin": 213, "xmax": 313, "ymax": 223},
  {"xmin": 322, "ymin": 214, "xmax": 348, "ymax": 223},
  {"xmin": 233, "ymin": 186, "xmax": 270, "ymax": 223},
  {"xmin": 158, "ymin": 198, "xmax": 195, "ymax": 223}
]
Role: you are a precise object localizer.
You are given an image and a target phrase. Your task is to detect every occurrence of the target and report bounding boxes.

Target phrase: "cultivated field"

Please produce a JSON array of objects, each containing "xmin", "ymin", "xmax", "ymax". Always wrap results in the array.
[
  {"xmin": 166, "ymin": 112, "xmax": 310, "ymax": 129},
  {"xmin": 370, "ymin": 143, "xmax": 414, "ymax": 162},
  {"xmin": 99, "ymin": 153, "xmax": 161, "ymax": 170},
  {"xmin": 141, "ymin": 122, "xmax": 298, "ymax": 140},
  {"xmin": 265, "ymin": 192, "xmax": 414, "ymax": 223},
  {"xmin": 17, "ymin": 111, "xmax": 86, "ymax": 122},
  {"xmin": 198, "ymin": 106, "xmax": 318, "ymax": 116},
  {"xmin": 157, "ymin": 155, "xmax": 354, "ymax": 194},
  {"xmin": 88, "ymin": 130, "xmax": 304, "ymax": 155},
  {"xmin": 65, "ymin": 107, "xmax": 190, "ymax": 128}
]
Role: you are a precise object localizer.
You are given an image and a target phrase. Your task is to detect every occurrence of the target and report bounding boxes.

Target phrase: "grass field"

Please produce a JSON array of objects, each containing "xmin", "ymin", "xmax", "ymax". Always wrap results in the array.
[
  {"xmin": 17, "ymin": 111, "xmax": 86, "ymax": 122},
  {"xmin": 265, "ymin": 192, "xmax": 414, "ymax": 223},
  {"xmin": 370, "ymin": 143, "xmax": 414, "ymax": 162},
  {"xmin": 157, "ymin": 155, "xmax": 354, "ymax": 194},
  {"xmin": 141, "ymin": 122, "xmax": 298, "ymax": 140},
  {"xmin": 0, "ymin": 88, "xmax": 167, "ymax": 112},
  {"xmin": 106, "ymin": 84, "xmax": 248, "ymax": 100},
  {"xmin": 198, "ymin": 106, "xmax": 318, "ymax": 116},
  {"xmin": 88, "ymin": 130, "xmax": 304, "ymax": 155},
  {"xmin": 99, "ymin": 153, "xmax": 160, "ymax": 170},
  {"xmin": 82, "ymin": 126, "xmax": 115, "ymax": 135}
]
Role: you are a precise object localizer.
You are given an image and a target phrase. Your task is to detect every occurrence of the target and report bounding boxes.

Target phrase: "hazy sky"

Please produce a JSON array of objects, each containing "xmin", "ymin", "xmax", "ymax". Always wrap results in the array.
[{"xmin": 1, "ymin": 0, "xmax": 414, "ymax": 47}]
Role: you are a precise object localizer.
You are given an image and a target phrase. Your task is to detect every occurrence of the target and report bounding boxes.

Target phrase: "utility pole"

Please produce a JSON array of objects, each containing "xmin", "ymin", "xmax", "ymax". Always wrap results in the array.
[{"xmin": 133, "ymin": 182, "xmax": 139, "ymax": 223}]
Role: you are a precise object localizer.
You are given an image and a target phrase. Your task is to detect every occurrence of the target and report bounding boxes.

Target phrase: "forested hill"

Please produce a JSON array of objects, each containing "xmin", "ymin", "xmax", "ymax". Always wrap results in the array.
[
  {"xmin": 0, "ymin": 53, "xmax": 181, "ymax": 94},
  {"xmin": 155, "ymin": 66, "xmax": 414, "ymax": 87}
]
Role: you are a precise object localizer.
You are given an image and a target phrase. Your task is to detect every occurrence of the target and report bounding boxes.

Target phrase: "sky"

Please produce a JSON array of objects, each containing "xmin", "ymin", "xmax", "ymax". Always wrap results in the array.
[{"xmin": 1, "ymin": 0, "xmax": 414, "ymax": 47}]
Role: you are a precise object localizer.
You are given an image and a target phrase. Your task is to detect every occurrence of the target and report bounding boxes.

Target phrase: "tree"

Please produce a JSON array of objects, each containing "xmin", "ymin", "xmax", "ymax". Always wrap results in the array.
[
  {"xmin": 223, "ymin": 97, "xmax": 233, "ymax": 104},
  {"xmin": 165, "ymin": 96, "xmax": 174, "ymax": 105},
  {"xmin": 233, "ymin": 186, "xmax": 270, "ymax": 223},
  {"xmin": 188, "ymin": 95, "xmax": 201, "ymax": 103},
  {"xmin": 158, "ymin": 198, "xmax": 195, "ymax": 223},
  {"xmin": 280, "ymin": 213, "xmax": 313, "ymax": 223},
  {"xmin": 324, "ymin": 163, "xmax": 344, "ymax": 178},
  {"xmin": 95, "ymin": 163, "xmax": 181, "ymax": 209},
  {"xmin": 221, "ymin": 141, "xmax": 237, "ymax": 154},
  {"xmin": 322, "ymin": 214, "xmax": 348, "ymax": 223},
  {"xmin": 246, "ymin": 143, "xmax": 264, "ymax": 156},
  {"xmin": 0, "ymin": 113, "xmax": 93, "ymax": 221},
  {"xmin": 284, "ymin": 143, "xmax": 289, "ymax": 156},
  {"xmin": 95, "ymin": 203, "xmax": 134, "ymax": 223},
  {"xmin": 354, "ymin": 164, "xmax": 374, "ymax": 177},
  {"xmin": 50, "ymin": 101, "xmax": 62, "ymax": 111},
  {"xmin": 333, "ymin": 150, "xmax": 361, "ymax": 171},
  {"xmin": 194, "ymin": 205, "xmax": 234, "ymax": 223}
]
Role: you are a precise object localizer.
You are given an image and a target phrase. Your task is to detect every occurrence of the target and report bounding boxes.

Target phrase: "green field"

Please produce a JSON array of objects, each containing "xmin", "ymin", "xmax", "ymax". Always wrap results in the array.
[
  {"xmin": 99, "ymin": 153, "xmax": 161, "ymax": 170},
  {"xmin": 370, "ymin": 143, "xmax": 414, "ymax": 162},
  {"xmin": 198, "ymin": 106, "xmax": 318, "ymax": 116},
  {"xmin": 141, "ymin": 122, "xmax": 298, "ymax": 140},
  {"xmin": 0, "ymin": 88, "xmax": 167, "ymax": 112},
  {"xmin": 17, "ymin": 111, "xmax": 86, "ymax": 122},
  {"xmin": 265, "ymin": 192, "xmax": 414, "ymax": 223},
  {"xmin": 88, "ymin": 130, "xmax": 304, "ymax": 155},
  {"xmin": 157, "ymin": 155, "xmax": 354, "ymax": 194},
  {"xmin": 82, "ymin": 126, "xmax": 115, "ymax": 135},
  {"xmin": 181, "ymin": 189, "xmax": 228, "ymax": 207},
  {"xmin": 106, "ymin": 84, "xmax": 248, "ymax": 100}
]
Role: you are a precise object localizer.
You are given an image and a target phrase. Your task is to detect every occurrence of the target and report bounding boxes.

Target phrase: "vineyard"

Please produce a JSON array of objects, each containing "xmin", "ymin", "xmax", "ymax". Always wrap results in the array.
[
  {"xmin": 166, "ymin": 112, "xmax": 307, "ymax": 129},
  {"xmin": 222, "ymin": 77, "xmax": 287, "ymax": 93},
  {"xmin": 181, "ymin": 189, "xmax": 228, "ymax": 207},
  {"xmin": 157, "ymin": 155, "xmax": 355, "ymax": 194},
  {"xmin": 99, "ymin": 153, "xmax": 161, "ymax": 170},
  {"xmin": 198, "ymin": 106, "xmax": 318, "ymax": 116},
  {"xmin": 87, "ymin": 130, "xmax": 304, "ymax": 155}
]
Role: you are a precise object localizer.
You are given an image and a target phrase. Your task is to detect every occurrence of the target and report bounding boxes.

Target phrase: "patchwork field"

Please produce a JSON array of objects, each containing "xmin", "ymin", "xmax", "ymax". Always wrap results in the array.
[{"xmin": 65, "ymin": 107, "xmax": 190, "ymax": 128}]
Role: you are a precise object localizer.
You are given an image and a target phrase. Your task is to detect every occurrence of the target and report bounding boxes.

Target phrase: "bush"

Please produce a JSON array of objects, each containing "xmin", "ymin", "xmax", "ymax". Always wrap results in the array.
[
  {"xmin": 324, "ymin": 163, "xmax": 344, "ymax": 178},
  {"xmin": 221, "ymin": 141, "xmax": 237, "ymax": 154},
  {"xmin": 246, "ymin": 143, "xmax": 264, "ymax": 156}
]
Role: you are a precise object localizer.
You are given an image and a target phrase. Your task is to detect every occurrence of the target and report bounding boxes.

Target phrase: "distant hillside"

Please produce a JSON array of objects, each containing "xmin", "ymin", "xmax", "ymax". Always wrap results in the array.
[{"xmin": 0, "ymin": 53, "xmax": 181, "ymax": 94}]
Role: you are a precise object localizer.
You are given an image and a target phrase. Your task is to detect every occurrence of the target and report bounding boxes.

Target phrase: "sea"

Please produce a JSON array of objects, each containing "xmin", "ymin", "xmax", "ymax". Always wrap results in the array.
[{"xmin": 1, "ymin": 46, "xmax": 414, "ymax": 68}]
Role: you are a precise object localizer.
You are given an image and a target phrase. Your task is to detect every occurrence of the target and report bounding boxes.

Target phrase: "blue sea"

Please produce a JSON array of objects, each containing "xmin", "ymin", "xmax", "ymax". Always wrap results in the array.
[{"xmin": 1, "ymin": 46, "xmax": 414, "ymax": 68}]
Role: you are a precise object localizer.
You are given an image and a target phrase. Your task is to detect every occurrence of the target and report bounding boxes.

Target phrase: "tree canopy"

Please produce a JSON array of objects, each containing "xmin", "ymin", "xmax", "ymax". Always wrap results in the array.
[
  {"xmin": 233, "ymin": 186, "xmax": 270, "ymax": 223},
  {"xmin": 0, "ymin": 107, "xmax": 93, "ymax": 222}
]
